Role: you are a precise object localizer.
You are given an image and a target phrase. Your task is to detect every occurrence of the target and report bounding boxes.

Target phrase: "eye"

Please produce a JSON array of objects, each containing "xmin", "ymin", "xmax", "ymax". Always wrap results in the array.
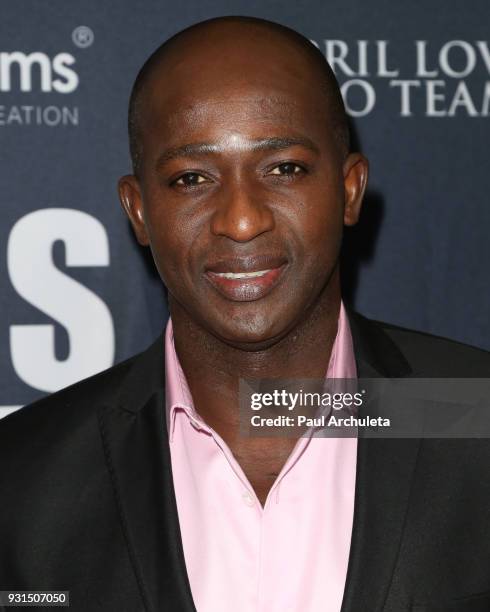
[
  {"xmin": 268, "ymin": 163, "xmax": 305, "ymax": 176},
  {"xmin": 172, "ymin": 172, "xmax": 209, "ymax": 187}
]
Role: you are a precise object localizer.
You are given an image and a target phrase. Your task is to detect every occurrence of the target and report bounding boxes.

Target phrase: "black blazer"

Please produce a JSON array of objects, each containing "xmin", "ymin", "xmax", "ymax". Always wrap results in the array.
[{"xmin": 1, "ymin": 311, "xmax": 490, "ymax": 612}]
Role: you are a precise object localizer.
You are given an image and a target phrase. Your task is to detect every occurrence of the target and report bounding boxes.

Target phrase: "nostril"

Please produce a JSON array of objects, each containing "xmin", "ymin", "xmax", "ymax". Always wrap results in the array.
[{"xmin": 210, "ymin": 197, "xmax": 275, "ymax": 242}]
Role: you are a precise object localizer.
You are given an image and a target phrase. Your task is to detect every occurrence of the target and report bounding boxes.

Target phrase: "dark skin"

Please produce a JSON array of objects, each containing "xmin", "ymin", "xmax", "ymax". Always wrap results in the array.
[{"xmin": 119, "ymin": 21, "xmax": 368, "ymax": 506}]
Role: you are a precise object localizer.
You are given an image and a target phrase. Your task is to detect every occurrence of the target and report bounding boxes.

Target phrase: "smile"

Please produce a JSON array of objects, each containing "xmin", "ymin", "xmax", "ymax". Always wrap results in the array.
[
  {"xmin": 212, "ymin": 270, "xmax": 272, "ymax": 279},
  {"xmin": 205, "ymin": 263, "xmax": 288, "ymax": 302}
]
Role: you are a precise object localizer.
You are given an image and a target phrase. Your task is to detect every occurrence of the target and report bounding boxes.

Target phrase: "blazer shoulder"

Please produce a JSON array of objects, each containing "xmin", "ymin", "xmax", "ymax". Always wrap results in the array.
[{"xmin": 373, "ymin": 318, "xmax": 490, "ymax": 376}]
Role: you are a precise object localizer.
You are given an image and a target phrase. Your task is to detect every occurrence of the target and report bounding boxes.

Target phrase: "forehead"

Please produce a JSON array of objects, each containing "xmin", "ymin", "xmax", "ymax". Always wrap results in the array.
[
  {"xmin": 166, "ymin": 94, "xmax": 306, "ymax": 132},
  {"xmin": 137, "ymin": 38, "xmax": 332, "ymax": 149},
  {"xmin": 141, "ymin": 84, "xmax": 331, "ymax": 154}
]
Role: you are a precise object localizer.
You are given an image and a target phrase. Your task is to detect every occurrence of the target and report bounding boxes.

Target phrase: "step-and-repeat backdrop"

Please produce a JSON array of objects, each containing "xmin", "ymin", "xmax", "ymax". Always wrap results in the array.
[{"xmin": 1, "ymin": 1, "xmax": 489, "ymax": 415}]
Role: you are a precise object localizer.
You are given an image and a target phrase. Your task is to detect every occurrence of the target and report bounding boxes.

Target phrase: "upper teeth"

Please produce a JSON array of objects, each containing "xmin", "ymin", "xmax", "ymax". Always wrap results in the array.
[{"xmin": 214, "ymin": 270, "xmax": 272, "ymax": 279}]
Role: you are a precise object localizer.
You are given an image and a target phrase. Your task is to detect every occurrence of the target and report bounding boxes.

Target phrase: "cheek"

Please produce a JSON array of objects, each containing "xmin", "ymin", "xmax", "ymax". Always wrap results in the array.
[
  {"xmin": 294, "ymin": 187, "xmax": 345, "ymax": 266},
  {"xmin": 143, "ymin": 206, "xmax": 183, "ymax": 280},
  {"xmin": 143, "ymin": 197, "xmax": 208, "ymax": 292}
]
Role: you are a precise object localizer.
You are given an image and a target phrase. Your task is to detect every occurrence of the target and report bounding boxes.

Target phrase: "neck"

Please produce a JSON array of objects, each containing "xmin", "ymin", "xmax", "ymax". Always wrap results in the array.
[{"xmin": 169, "ymin": 268, "xmax": 342, "ymax": 431}]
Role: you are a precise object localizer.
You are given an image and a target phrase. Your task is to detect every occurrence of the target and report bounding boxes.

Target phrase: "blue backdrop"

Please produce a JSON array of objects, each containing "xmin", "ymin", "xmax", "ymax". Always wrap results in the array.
[{"xmin": 1, "ymin": 0, "xmax": 489, "ymax": 415}]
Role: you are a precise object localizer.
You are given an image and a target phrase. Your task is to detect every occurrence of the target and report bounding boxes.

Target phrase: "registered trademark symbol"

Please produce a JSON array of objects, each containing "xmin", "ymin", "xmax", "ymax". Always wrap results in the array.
[{"xmin": 72, "ymin": 26, "xmax": 94, "ymax": 48}]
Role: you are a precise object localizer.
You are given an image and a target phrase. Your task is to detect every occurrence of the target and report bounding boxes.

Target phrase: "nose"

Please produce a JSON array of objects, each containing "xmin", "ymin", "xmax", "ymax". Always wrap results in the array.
[{"xmin": 210, "ymin": 181, "xmax": 275, "ymax": 242}]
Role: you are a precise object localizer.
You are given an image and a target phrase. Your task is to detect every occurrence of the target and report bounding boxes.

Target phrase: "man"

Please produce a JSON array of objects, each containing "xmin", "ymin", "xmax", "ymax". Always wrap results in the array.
[{"xmin": 1, "ymin": 16, "xmax": 489, "ymax": 612}]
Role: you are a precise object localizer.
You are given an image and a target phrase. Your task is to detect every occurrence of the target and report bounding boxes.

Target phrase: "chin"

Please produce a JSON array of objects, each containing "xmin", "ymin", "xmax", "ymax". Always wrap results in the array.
[{"xmin": 208, "ymin": 307, "xmax": 295, "ymax": 351}]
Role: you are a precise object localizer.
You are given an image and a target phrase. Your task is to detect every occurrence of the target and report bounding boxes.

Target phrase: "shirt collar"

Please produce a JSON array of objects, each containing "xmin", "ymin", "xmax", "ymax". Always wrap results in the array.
[
  {"xmin": 164, "ymin": 300, "xmax": 357, "ymax": 441},
  {"xmin": 164, "ymin": 320, "xmax": 197, "ymax": 441}
]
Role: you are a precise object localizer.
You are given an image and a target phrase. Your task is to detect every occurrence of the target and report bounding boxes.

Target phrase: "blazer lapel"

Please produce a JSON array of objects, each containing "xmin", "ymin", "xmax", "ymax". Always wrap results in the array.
[
  {"xmin": 97, "ymin": 335, "xmax": 196, "ymax": 612},
  {"xmin": 341, "ymin": 311, "xmax": 422, "ymax": 612}
]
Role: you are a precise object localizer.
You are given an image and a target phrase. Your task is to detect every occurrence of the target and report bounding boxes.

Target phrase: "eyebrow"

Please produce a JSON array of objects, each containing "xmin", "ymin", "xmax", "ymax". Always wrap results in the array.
[{"xmin": 155, "ymin": 136, "xmax": 320, "ymax": 167}]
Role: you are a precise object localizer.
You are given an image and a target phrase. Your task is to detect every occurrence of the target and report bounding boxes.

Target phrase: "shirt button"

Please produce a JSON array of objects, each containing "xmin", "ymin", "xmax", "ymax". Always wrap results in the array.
[{"xmin": 242, "ymin": 490, "xmax": 256, "ymax": 507}]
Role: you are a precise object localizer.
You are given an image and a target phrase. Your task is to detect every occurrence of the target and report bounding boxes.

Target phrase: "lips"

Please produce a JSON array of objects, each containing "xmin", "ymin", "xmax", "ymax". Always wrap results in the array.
[{"xmin": 205, "ymin": 255, "xmax": 288, "ymax": 302}]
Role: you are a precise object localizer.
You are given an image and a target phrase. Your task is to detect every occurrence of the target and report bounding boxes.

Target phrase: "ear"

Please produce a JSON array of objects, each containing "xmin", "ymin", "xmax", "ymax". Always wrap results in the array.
[
  {"xmin": 342, "ymin": 153, "xmax": 369, "ymax": 227},
  {"xmin": 118, "ymin": 175, "xmax": 150, "ymax": 245}
]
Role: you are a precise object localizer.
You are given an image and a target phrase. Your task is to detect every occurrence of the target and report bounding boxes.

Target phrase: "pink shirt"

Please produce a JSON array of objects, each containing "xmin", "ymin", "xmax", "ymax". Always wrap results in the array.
[{"xmin": 165, "ymin": 302, "xmax": 357, "ymax": 612}]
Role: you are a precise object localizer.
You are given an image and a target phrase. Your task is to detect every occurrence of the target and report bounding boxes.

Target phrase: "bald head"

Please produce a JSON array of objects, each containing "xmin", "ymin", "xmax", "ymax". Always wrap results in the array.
[{"xmin": 127, "ymin": 16, "xmax": 349, "ymax": 176}]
